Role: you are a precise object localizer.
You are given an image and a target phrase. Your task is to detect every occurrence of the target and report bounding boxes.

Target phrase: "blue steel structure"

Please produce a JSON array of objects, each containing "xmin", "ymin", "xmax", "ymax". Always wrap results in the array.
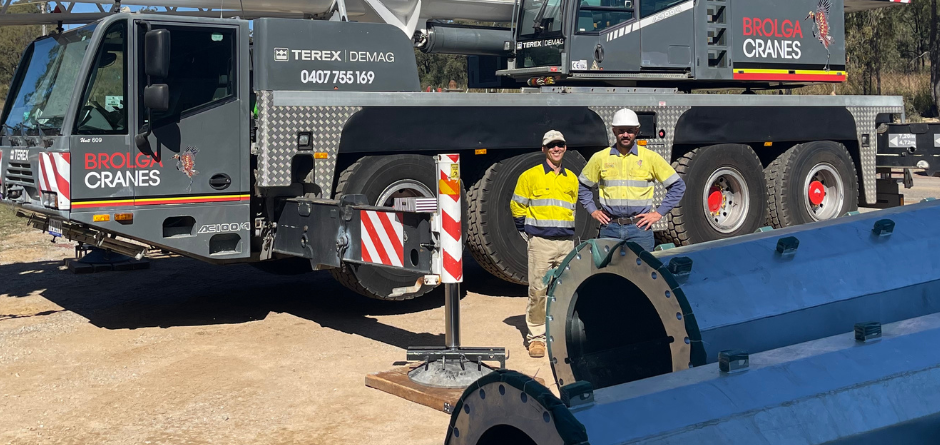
[
  {"xmin": 546, "ymin": 199, "xmax": 940, "ymax": 390},
  {"xmin": 443, "ymin": 199, "xmax": 940, "ymax": 444},
  {"xmin": 445, "ymin": 312, "xmax": 940, "ymax": 445}
]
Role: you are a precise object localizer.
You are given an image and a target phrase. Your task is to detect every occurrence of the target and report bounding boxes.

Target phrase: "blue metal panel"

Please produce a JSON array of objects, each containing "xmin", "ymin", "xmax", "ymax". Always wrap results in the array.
[
  {"xmin": 573, "ymin": 313, "xmax": 940, "ymax": 444},
  {"xmin": 652, "ymin": 199, "xmax": 940, "ymax": 363}
]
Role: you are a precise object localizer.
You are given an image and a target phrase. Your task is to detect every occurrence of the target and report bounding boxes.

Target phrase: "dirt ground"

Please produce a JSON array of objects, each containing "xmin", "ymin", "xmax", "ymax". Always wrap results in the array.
[{"xmin": 2, "ymin": 175, "xmax": 939, "ymax": 445}]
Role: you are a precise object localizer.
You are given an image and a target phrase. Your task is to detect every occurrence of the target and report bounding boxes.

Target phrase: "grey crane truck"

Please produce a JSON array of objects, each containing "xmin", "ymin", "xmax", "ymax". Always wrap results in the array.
[{"xmin": 0, "ymin": 0, "xmax": 935, "ymax": 300}]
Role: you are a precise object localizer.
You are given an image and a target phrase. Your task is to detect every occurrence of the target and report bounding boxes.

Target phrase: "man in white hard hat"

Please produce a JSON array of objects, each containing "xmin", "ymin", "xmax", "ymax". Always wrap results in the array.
[
  {"xmin": 577, "ymin": 108, "xmax": 686, "ymax": 250},
  {"xmin": 510, "ymin": 130, "xmax": 579, "ymax": 358}
]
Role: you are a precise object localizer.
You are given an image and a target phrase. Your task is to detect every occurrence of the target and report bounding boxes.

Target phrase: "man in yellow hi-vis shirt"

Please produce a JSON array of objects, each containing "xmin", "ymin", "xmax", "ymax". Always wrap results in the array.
[
  {"xmin": 510, "ymin": 130, "xmax": 579, "ymax": 358},
  {"xmin": 579, "ymin": 108, "xmax": 686, "ymax": 251}
]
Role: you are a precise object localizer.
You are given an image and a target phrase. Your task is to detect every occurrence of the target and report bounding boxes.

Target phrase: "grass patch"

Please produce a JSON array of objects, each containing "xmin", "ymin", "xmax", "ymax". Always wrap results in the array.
[{"xmin": 0, "ymin": 204, "xmax": 27, "ymax": 239}]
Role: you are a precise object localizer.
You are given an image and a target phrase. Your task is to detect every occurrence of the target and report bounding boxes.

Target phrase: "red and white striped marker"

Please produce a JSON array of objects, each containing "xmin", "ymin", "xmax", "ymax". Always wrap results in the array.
[
  {"xmin": 437, "ymin": 154, "xmax": 462, "ymax": 283},
  {"xmin": 37, "ymin": 152, "xmax": 71, "ymax": 210},
  {"xmin": 360, "ymin": 210, "xmax": 405, "ymax": 267}
]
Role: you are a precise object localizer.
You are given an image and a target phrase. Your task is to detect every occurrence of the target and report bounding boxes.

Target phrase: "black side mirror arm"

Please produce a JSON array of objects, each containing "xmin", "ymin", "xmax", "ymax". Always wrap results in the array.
[{"xmin": 135, "ymin": 21, "xmax": 154, "ymax": 154}]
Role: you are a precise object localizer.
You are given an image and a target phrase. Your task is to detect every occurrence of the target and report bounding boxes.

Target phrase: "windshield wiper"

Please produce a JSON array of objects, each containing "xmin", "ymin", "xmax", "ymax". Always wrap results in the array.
[{"xmin": 533, "ymin": 0, "xmax": 551, "ymax": 33}]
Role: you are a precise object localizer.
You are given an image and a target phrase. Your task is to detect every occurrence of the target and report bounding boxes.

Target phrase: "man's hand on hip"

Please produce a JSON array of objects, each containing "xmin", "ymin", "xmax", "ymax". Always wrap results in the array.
[
  {"xmin": 635, "ymin": 211, "xmax": 662, "ymax": 230},
  {"xmin": 590, "ymin": 210, "xmax": 611, "ymax": 225}
]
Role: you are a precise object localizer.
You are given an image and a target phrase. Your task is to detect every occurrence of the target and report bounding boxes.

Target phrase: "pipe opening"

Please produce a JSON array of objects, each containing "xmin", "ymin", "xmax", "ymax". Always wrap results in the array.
[
  {"xmin": 566, "ymin": 273, "xmax": 673, "ymax": 388},
  {"xmin": 476, "ymin": 425, "xmax": 538, "ymax": 445}
]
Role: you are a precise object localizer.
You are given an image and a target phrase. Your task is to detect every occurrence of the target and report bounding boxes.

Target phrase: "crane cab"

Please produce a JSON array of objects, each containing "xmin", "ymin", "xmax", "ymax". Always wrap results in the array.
[{"xmin": 500, "ymin": 0, "xmax": 849, "ymax": 89}]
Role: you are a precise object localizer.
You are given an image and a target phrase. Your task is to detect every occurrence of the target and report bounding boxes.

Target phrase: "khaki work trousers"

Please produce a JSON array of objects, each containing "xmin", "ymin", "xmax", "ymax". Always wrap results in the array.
[{"xmin": 526, "ymin": 236, "xmax": 574, "ymax": 343}]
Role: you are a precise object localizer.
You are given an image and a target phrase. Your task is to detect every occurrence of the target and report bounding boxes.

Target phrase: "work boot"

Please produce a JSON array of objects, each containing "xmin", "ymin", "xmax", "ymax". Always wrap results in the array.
[{"xmin": 528, "ymin": 341, "xmax": 546, "ymax": 358}]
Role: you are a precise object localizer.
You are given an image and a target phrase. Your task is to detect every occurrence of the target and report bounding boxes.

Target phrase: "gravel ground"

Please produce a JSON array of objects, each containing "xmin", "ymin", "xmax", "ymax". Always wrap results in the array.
[{"xmin": 1, "ymin": 173, "xmax": 938, "ymax": 445}]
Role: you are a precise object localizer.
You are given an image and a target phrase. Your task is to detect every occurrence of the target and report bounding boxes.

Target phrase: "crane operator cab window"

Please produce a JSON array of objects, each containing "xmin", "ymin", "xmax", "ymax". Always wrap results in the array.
[
  {"xmin": 516, "ymin": 0, "xmax": 565, "ymax": 68},
  {"xmin": 76, "ymin": 22, "xmax": 127, "ymax": 134},
  {"xmin": 577, "ymin": 0, "xmax": 634, "ymax": 33},
  {"xmin": 138, "ymin": 25, "xmax": 235, "ymax": 129}
]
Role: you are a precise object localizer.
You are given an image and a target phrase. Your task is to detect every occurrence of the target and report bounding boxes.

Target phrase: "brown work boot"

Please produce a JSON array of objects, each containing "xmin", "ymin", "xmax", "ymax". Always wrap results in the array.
[{"xmin": 528, "ymin": 341, "xmax": 546, "ymax": 358}]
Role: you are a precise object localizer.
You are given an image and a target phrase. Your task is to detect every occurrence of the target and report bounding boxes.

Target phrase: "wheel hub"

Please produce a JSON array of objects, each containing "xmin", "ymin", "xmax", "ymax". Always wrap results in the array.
[
  {"xmin": 808, "ymin": 181, "xmax": 826, "ymax": 206},
  {"xmin": 707, "ymin": 188, "xmax": 723, "ymax": 213},
  {"xmin": 702, "ymin": 168, "xmax": 750, "ymax": 234},
  {"xmin": 803, "ymin": 163, "xmax": 845, "ymax": 221}
]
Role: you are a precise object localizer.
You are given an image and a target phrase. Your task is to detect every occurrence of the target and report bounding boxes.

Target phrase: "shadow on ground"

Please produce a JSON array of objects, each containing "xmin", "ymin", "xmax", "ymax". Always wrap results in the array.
[{"xmin": 0, "ymin": 252, "xmax": 526, "ymax": 350}]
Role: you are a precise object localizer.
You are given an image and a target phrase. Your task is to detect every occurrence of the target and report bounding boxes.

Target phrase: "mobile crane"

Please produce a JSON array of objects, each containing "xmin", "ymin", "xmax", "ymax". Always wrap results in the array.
[{"xmin": 0, "ymin": 0, "xmax": 932, "ymax": 300}]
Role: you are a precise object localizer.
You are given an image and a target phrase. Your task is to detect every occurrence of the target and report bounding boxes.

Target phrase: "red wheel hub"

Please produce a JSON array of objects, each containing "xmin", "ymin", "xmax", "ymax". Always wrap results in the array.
[
  {"xmin": 707, "ymin": 187, "xmax": 723, "ymax": 213},
  {"xmin": 808, "ymin": 181, "xmax": 826, "ymax": 205}
]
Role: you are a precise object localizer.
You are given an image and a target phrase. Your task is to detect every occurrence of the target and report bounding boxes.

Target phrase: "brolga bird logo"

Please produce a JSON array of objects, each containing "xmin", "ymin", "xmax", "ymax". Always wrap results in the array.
[{"xmin": 806, "ymin": 0, "xmax": 833, "ymax": 71}]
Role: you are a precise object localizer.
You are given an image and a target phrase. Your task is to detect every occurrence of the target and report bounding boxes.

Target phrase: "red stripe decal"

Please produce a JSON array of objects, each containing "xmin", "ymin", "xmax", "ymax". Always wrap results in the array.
[
  {"xmin": 443, "ymin": 250, "xmax": 462, "ymax": 281},
  {"xmin": 49, "ymin": 154, "xmax": 70, "ymax": 200},
  {"xmin": 361, "ymin": 239, "xmax": 373, "ymax": 263},
  {"xmin": 361, "ymin": 212, "xmax": 392, "ymax": 265},
  {"xmin": 447, "ymin": 154, "xmax": 459, "ymax": 163},
  {"xmin": 71, "ymin": 195, "xmax": 249, "ymax": 208},
  {"xmin": 732, "ymin": 72, "xmax": 846, "ymax": 82},
  {"xmin": 442, "ymin": 211, "xmax": 461, "ymax": 242},
  {"xmin": 376, "ymin": 212, "xmax": 403, "ymax": 262},
  {"xmin": 37, "ymin": 154, "xmax": 52, "ymax": 191}
]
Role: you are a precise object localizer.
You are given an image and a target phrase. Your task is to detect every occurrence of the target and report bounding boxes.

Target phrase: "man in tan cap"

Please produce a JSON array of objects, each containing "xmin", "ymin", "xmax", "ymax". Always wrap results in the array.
[{"xmin": 510, "ymin": 130, "xmax": 579, "ymax": 358}]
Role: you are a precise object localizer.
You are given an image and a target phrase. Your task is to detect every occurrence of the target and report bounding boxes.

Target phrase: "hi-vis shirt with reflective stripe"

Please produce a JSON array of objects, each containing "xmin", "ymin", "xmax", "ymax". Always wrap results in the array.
[
  {"xmin": 578, "ymin": 145, "xmax": 684, "ymax": 217},
  {"xmin": 510, "ymin": 162, "xmax": 579, "ymax": 238}
]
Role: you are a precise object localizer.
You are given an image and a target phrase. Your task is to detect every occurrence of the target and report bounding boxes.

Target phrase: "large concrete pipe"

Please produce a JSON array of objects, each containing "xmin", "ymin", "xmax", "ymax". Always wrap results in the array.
[
  {"xmin": 544, "ymin": 199, "xmax": 940, "ymax": 390},
  {"xmin": 444, "ymin": 312, "xmax": 940, "ymax": 445}
]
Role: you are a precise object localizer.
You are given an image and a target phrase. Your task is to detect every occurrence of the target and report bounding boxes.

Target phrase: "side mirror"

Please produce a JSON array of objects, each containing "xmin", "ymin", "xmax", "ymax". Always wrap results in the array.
[
  {"xmin": 143, "ymin": 84, "xmax": 169, "ymax": 111},
  {"xmin": 144, "ymin": 29, "xmax": 170, "ymax": 78}
]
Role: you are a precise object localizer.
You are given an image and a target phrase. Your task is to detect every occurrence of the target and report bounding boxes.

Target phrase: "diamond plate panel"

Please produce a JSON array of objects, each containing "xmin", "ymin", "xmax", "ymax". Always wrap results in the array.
[
  {"xmin": 257, "ymin": 91, "xmax": 361, "ymax": 195},
  {"xmin": 589, "ymin": 105, "xmax": 691, "ymax": 231},
  {"xmin": 847, "ymin": 106, "xmax": 903, "ymax": 205}
]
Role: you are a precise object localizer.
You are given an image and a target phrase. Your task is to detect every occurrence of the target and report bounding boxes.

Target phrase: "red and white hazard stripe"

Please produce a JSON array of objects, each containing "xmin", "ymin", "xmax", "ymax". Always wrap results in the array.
[
  {"xmin": 437, "ymin": 154, "xmax": 462, "ymax": 283},
  {"xmin": 37, "ymin": 152, "xmax": 71, "ymax": 210},
  {"xmin": 360, "ymin": 210, "xmax": 404, "ymax": 267}
]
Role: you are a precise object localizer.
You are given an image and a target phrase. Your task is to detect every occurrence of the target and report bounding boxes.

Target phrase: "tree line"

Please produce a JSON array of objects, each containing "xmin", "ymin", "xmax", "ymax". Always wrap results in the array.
[{"xmin": 0, "ymin": 1, "xmax": 937, "ymax": 118}]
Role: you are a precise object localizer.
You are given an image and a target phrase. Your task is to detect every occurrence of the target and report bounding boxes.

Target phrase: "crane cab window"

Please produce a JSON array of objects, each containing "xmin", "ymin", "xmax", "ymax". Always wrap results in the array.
[
  {"xmin": 76, "ymin": 22, "xmax": 127, "ymax": 134},
  {"xmin": 138, "ymin": 25, "xmax": 236, "ymax": 128},
  {"xmin": 577, "ymin": 0, "xmax": 635, "ymax": 33},
  {"xmin": 640, "ymin": 0, "xmax": 687, "ymax": 18}
]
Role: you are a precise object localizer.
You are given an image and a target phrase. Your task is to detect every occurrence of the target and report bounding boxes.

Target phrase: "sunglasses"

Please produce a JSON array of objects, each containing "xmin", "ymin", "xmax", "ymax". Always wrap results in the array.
[{"xmin": 545, "ymin": 141, "xmax": 566, "ymax": 149}]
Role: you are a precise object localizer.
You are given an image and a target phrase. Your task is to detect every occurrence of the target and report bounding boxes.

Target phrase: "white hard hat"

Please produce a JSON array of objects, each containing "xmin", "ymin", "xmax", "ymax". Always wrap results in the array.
[{"xmin": 612, "ymin": 108, "xmax": 640, "ymax": 127}]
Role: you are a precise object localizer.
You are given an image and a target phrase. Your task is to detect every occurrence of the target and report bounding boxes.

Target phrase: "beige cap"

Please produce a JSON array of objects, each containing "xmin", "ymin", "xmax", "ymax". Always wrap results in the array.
[{"xmin": 542, "ymin": 130, "xmax": 566, "ymax": 146}]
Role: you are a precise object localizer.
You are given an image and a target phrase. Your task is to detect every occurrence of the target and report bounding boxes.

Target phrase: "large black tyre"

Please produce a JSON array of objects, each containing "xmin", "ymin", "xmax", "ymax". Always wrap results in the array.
[
  {"xmin": 663, "ymin": 144, "xmax": 768, "ymax": 246},
  {"xmin": 329, "ymin": 155, "xmax": 456, "ymax": 300},
  {"xmin": 765, "ymin": 141, "xmax": 858, "ymax": 228},
  {"xmin": 467, "ymin": 151, "xmax": 596, "ymax": 285}
]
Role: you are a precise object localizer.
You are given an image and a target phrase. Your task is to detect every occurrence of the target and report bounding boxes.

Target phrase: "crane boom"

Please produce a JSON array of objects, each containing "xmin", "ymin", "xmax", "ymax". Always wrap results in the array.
[{"xmin": 0, "ymin": 0, "xmax": 515, "ymax": 35}]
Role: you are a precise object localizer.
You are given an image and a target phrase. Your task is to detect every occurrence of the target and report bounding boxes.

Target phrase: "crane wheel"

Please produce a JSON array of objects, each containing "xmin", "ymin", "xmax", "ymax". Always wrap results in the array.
[
  {"xmin": 663, "ymin": 144, "xmax": 768, "ymax": 246},
  {"xmin": 466, "ymin": 151, "xmax": 595, "ymax": 285},
  {"xmin": 330, "ymin": 154, "xmax": 463, "ymax": 300},
  {"xmin": 765, "ymin": 141, "xmax": 858, "ymax": 228}
]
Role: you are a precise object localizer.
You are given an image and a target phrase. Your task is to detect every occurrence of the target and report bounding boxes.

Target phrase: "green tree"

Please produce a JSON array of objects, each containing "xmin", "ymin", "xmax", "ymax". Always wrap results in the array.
[
  {"xmin": 0, "ymin": 1, "xmax": 43, "ymax": 101},
  {"xmin": 415, "ymin": 51, "xmax": 467, "ymax": 91},
  {"xmin": 931, "ymin": 0, "xmax": 939, "ymax": 115}
]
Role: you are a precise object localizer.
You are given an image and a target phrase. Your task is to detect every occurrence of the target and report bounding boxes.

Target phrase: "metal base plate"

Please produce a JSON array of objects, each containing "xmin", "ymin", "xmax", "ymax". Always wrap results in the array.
[
  {"xmin": 407, "ymin": 358, "xmax": 496, "ymax": 389},
  {"xmin": 65, "ymin": 246, "xmax": 150, "ymax": 274}
]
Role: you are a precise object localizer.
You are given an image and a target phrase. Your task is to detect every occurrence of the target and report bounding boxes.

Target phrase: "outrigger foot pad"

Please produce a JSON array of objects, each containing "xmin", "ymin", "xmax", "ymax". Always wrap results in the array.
[{"xmin": 64, "ymin": 245, "xmax": 150, "ymax": 274}]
